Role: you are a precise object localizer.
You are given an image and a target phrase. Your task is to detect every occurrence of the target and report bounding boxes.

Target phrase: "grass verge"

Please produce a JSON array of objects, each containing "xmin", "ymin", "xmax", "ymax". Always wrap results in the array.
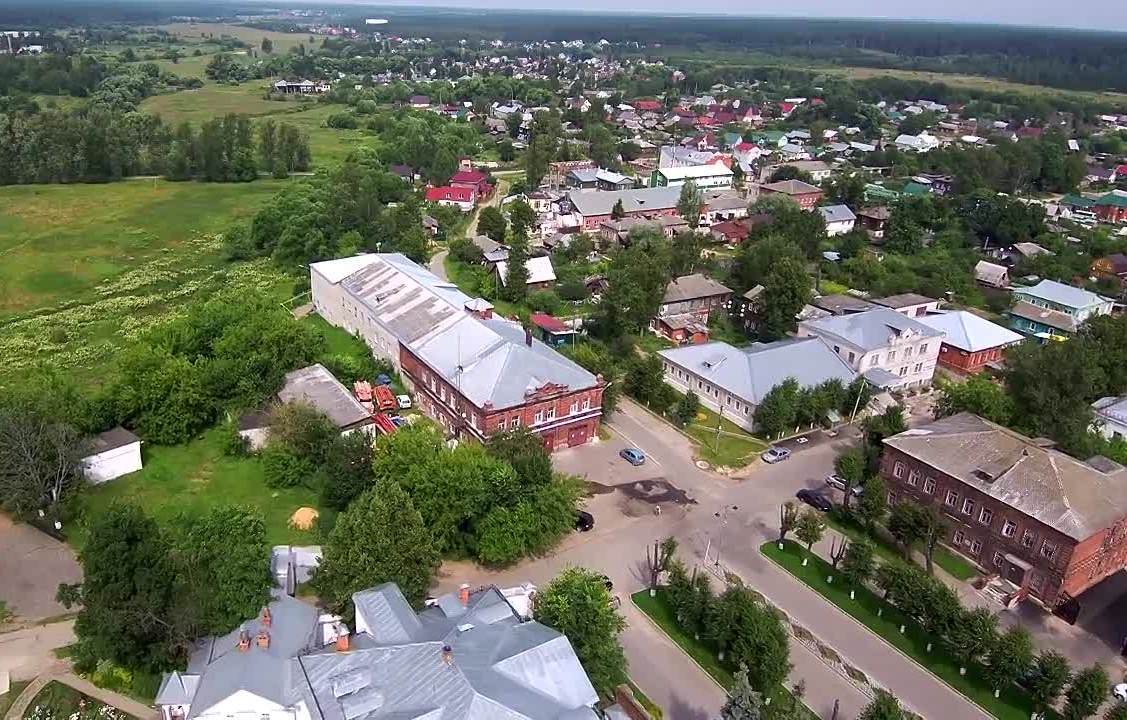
[
  {"xmin": 0, "ymin": 680, "xmax": 30, "ymax": 718},
  {"xmin": 632, "ymin": 589, "xmax": 817, "ymax": 720},
  {"xmin": 20, "ymin": 681, "xmax": 132, "ymax": 720},
  {"xmin": 824, "ymin": 510, "xmax": 979, "ymax": 581},
  {"xmin": 761, "ymin": 540, "xmax": 1052, "ymax": 720}
]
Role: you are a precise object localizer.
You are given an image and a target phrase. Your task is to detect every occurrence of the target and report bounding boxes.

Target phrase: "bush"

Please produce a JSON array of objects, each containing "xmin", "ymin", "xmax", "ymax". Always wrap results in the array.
[
  {"xmin": 219, "ymin": 420, "xmax": 249, "ymax": 456},
  {"xmin": 528, "ymin": 290, "xmax": 563, "ymax": 315},
  {"xmin": 261, "ymin": 446, "xmax": 317, "ymax": 488},
  {"xmin": 558, "ymin": 279, "xmax": 590, "ymax": 302},
  {"xmin": 325, "ymin": 112, "xmax": 359, "ymax": 129}
]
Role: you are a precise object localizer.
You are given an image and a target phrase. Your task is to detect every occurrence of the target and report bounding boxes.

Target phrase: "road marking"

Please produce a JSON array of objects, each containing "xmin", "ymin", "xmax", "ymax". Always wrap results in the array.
[{"xmin": 607, "ymin": 423, "xmax": 663, "ymax": 468}]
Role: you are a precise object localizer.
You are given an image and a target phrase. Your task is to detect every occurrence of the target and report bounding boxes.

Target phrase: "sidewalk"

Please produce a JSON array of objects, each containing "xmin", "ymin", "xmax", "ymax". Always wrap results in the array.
[{"xmin": 3, "ymin": 665, "xmax": 156, "ymax": 720}]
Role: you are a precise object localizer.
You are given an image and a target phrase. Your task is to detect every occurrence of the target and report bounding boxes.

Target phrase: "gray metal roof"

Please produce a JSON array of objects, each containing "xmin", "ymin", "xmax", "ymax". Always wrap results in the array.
[
  {"xmin": 567, "ymin": 186, "xmax": 682, "ymax": 217},
  {"xmin": 658, "ymin": 337, "xmax": 856, "ymax": 405},
  {"xmin": 760, "ymin": 179, "xmax": 821, "ymax": 196},
  {"xmin": 88, "ymin": 426, "xmax": 140, "ymax": 454},
  {"xmin": 1013, "ymin": 279, "xmax": 1109, "ymax": 311},
  {"xmin": 817, "ymin": 204, "xmax": 856, "ymax": 224},
  {"xmin": 872, "ymin": 293, "xmax": 936, "ymax": 309},
  {"xmin": 811, "ymin": 294, "xmax": 876, "ymax": 315},
  {"xmin": 1093, "ymin": 396, "xmax": 1127, "ymax": 426},
  {"xmin": 916, "ymin": 311, "xmax": 1023, "ymax": 353},
  {"xmin": 278, "ymin": 364, "xmax": 373, "ymax": 431},
  {"xmin": 884, "ymin": 413, "xmax": 1127, "ymax": 540},
  {"xmin": 315, "ymin": 254, "xmax": 597, "ymax": 412},
  {"xmin": 801, "ymin": 308, "xmax": 941, "ymax": 352},
  {"xmin": 662, "ymin": 274, "xmax": 732, "ymax": 304}
]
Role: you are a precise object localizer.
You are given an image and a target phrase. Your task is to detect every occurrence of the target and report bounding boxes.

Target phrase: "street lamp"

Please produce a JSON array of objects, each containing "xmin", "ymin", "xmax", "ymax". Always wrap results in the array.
[{"xmin": 704, "ymin": 504, "xmax": 739, "ymax": 568}]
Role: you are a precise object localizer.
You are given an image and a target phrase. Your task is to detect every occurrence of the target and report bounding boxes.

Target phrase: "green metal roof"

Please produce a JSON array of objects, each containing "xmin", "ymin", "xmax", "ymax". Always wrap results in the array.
[
  {"xmin": 901, "ymin": 182, "xmax": 931, "ymax": 196},
  {"xmin": 1097, "ymin": 192, "xmax": 1127, "ymax": 208}
]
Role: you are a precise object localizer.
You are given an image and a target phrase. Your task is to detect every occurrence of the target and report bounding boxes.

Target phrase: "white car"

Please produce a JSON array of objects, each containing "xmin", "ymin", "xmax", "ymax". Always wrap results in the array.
[
  {"xmin": 396, "ymin": 394, "xmax": 412, "ymax": 409},
  {"xmin": 1113, "ymin": 682, "xmax": 1127, "ymax": 702}
]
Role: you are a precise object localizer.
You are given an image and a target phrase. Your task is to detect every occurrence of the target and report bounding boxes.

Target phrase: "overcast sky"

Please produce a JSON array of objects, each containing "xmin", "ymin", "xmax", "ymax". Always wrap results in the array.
[{"xmin": 336, "ymin": 0, "xmax": 1127, "ymax": 32}]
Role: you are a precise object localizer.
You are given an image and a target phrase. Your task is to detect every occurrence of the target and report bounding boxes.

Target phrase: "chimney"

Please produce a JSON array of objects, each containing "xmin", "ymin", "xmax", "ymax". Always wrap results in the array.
[
  {"xmin": 237, "ymin": 629, "xmax": 250, "ymax": 652},
  {"xmin": 261, "ymin": 607, "xmax": 272, "ymax": 627},
  {"xmin": 524, "ymin": 326, "xmax": 533, "ymax": 347},
  {"xmin": 256, "ymin": 631, "xmax": 270, "ymax": 649},
  {"xmin": 335, "ymin": 633, "xmax": 350, "ymax": 652},
  {"xmin": 442, "ymin": 644, "xmax": 453, "ymax": 665},
  {"xmin": 458, "ymin": 584, "xmax": 471, "ymax": 607}
]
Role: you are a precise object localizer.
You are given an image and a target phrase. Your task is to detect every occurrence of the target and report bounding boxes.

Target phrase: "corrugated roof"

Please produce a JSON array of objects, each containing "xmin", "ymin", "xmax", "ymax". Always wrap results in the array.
[
  {"xmin": 1008, "ymin": 301, "xmax": 1078, "ymax": 333},
  {"xmin": 801, "ymin": 308, "xmax": 941, "ymax": 352},
  {"xmin": 278, "ymin": 364, "xmax": 373, "ymax": 431},
  {"xmin": 872, "ymin": 293, "xmax": 936, "ymax": 309},
  {"xmin": 916, "ymin": 310, "xmax": 1023, "ymax": 352},
  {"xmin": 884, "ymin": 413, "xmax": 1127, "ymax": 540},
  {"xmin": 568, "ymin": 186, "xmax": 682, "ymax": 217},
  {"xmin": 760, "ymin": 179, "xmax": 822, "ymax": 196},
  {"xmin": 658, "ymin": 337, "xmax": 856, "ymax": 405},
  {"xmin": 662, "ymin": 274, "xmax": 732, "ymax": 304}
]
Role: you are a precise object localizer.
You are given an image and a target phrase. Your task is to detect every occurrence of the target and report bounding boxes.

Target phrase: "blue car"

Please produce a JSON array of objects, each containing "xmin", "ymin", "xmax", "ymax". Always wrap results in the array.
[{"xmin": 619, "ymin": 448, "xmax": 646, "ymax": 466}]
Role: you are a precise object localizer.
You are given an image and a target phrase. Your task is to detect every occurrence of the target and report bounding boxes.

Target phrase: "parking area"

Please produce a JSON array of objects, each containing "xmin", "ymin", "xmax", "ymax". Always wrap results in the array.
[
  {"xmin": 0, "ymin": 514, "xmax": 82, "ymax": 622},
  {"xmin": 555, "ymin": 431, "xmax": 666, "ymax": 489}
]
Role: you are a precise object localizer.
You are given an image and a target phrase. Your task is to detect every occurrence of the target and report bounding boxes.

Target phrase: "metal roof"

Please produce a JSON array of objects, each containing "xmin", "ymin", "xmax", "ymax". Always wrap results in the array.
[
  {"xmin": 817, "ymin": 204, "xmax": 856, "ymax": 224},
  {"xmin": 567, "ymin": 186, "xmax": 682, "ymax": 217},
  {"xmin": 658, "ymin": 164, "xmax": 733, "ymax": 180},
  {"xmin": 916, "ymin": 311, "xmax": 1023, "ymax": 353},
  {"xmin": 760, "ymin": 179, "xmax": 822, "ymax": 196},
  {"xmin": 801, "ymin": 308, "xmax": 942, "ymax": 352},
  {"xmin": 884, "ymin": 413, "xmax": 1127, "ymax": 540},
  {"xmin": 278, "ymin": 364, "xmax": 373, "ymax": 431},
  {"xmin": 496, "ymin": 257, "xmax": 556, "ymax": 286},
  {"xmin": 872, "ymin": 293, "xmax": 936, "ymax": 309},
  {"xmin": 1012, "ymin": 279, "xmax": 1109, "ymax": 311},
  {"xmin": 87, "ymin": 426, "xmax": 140, "ymax": 454},
  {"xmin": 658, "ymin": 337, "xmax": 856, "ymax": 405},
  {"xmin": 662, "ymin": 274, "xmax": 732, "ymax": 303}
]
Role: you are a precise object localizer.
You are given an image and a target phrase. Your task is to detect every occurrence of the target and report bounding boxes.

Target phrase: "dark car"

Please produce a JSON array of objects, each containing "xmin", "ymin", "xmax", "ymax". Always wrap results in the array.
[
  {"xmin": 575, "ymin": 510, "xmax": 595, "ymax": 532},
  {"xmin": 796, "ymin": 488, "xmax": 834, "ymax": 512}
]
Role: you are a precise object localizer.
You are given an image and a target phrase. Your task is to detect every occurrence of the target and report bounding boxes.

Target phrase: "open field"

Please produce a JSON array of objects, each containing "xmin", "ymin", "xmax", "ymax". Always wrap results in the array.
[
  {"xmin": 268, "ymin": 103, "xmax": 378, "ymax": 166},
  {"xmin": 140, "ymin": 81, "xmax": 315, "ymax": 124},
  {"xmin": 155, "ymin": 22, "xmax": 330, "ymax": 54},
  {"xmin": 140, "ymin": 50, "xmax": 221, "ymax": 79},
  {"xmin": 0, "ymin": 179, "xmax": 295, "ymax": 376}
]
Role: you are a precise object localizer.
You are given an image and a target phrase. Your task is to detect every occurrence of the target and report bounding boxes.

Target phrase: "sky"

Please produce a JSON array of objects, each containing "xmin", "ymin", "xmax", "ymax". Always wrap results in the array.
[{"xmin": 326, "ymin": 0, "xmax": 1127, "ymax": 32}]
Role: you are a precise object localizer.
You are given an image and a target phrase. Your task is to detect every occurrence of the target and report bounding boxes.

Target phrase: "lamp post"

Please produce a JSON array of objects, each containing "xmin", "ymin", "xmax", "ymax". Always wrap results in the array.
[{"xmin": 703, "ymin": 504, "xmax": 739, "ymax": 568}]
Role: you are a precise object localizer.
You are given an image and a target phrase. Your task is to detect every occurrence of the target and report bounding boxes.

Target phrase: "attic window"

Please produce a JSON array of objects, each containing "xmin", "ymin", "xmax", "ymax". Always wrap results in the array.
[
  {"xmin": 331, "ymin": 669, "xmax": 370, "ymax": 698},
  {"xmin": 972, "ymin": 469, "xmax": 994, "ymax": 482}
]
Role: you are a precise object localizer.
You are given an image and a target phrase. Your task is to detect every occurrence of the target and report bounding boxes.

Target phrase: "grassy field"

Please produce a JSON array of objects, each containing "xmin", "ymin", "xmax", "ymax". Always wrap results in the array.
[
  {"xmin": 73, "ymin": 426, "xmax": 322, "ymax": 549},
  {"xmin": 761, "ymin": 540, "xmax": 1052, "ymax": 720},
  {"xmin": 269, "ymin": 103, "xmax": 378, "ymax": 166},
  {"xmin": 0, "ymin": 179, "xmax": 295, "ymax": 377},
  {"xmin": 141, "ymin": 51, "xmax": 220, "ymax": 79},
  {"xmin": 141, "ymin": 82, "xmax": 314, "ymax": 124},
  {"xmin": 632, "ymin": 589, "xmax": 818, "ymax": 719},
  {"xmin": 156, "ymin": 22, "xmax": 330, "ymax": 54}
]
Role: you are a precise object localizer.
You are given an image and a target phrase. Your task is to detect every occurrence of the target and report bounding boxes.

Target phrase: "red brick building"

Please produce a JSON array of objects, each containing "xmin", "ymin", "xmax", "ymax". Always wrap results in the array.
[
  {"xmin": 758, "ymin": 179, "xmax": 824, "ymax": 210},
  {"xmin": 1094, "ymin": 192, "xmax": 1127, "ymax": 223},
  {"xmin": 881, "ymin": 413, "xmax": 1127, "ymax": 608},
  {"xmin": 916, "ymin": 310, "xmax": 1025, "ymax": 374},
  {"xmin": 449, "ymin": 169, "xmax": 493, "ymax": 198}
]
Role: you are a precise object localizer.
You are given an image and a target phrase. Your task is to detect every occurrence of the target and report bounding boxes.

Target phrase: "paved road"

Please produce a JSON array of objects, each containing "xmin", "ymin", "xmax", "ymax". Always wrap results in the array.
[
  {"xmin": 0, "ymin": 514, "xmax": 81, "ymax": 622},
  {"xmin": 0, "ymin": 620, "xmax": 76, "ymax": 682}
]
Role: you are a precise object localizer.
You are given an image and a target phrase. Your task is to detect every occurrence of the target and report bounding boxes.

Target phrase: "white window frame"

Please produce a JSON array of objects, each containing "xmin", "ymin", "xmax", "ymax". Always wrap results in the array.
[
  {"xmin": 893, "ymin": 461, "xmax": 905, "ymax": 479},
  {"xmin": 581, "ymin": 398, "xmax": 591, "ymax": 410},
  {"xmin": 979, "ymin": 507, "xmax": 994, "ymax": 525},
  {"xmin": 1002, "ymin": 520, "xmax": 1018, "ymax": 538},
  {"xmin": 907, "ymin": 469, "xmax": 920, "ymax": 486},
  {"xmin": 510, "ymin": 417, "xmax": 521, "ymax": 429},
  {"xmin": 970, "ymin": 539, "xmax": 983, "ymax": 555},
  {"xmin": 534, "ymin": 410, "xmax": 544, "ymax": 424},
  {"xmin": 945, "ymin": 490, "xmax": 959, "ymax": 507},
  {"xmin": 546, "ymin": 407, "xmax": 556, "ymax": 420},
  {"xmin": 961, "ymin": 498, "xmax": 975, "ymax": 516},
  {"xmin": 992, "ymin": 552, "xmax": 1005, "ymax": 568},
  {"xmin": 1040, "ymin": 541, "xmax": 1057, "ymax": 560},
  {"xmin": 923, "ymin": 476, "xmax": 936, "ymax": 494},
  {"xmin": 953, "ymin": 530, "xmax": 966, "ymax": 545}
]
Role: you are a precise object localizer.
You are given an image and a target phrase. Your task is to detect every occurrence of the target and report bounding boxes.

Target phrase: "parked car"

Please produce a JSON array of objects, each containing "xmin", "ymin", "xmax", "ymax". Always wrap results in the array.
[
  {"xmin": 619, "ymin": 447, "xmax": 646, "ymax": 466},
  {"xmin": 396, "ymin": 394, "xmax": 412, "ymax": 409},
  {"xmin": 825, "ymin": 474, "xmax": 864, "ymax": 497},
  {"xmin": 796, "ymin": 488, "xmax": 834, "ymax": 512},
  {"xmin": 575, "ymin": 510, "xmax": 595, "ymax": 532},
  {"xmin": 761, "ymin": 446, "xmax": 791, "ymax": 463},
  {"xmin": 1113, "ymin": 682, "xmax": 1127, "ymax": 702}
]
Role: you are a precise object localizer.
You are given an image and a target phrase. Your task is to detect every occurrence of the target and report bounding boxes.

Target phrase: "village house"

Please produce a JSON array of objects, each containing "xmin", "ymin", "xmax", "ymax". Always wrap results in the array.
[
  {"xmin": 1094, "ymin": 191, "xmax": 1127, "ymax": 223},
  {"xmin": 273, "ymin": 79, "xmax": 330, "ymax": 94},
  {"xmin": 566, "ymin": 187, "xmax": 683, "ymax": 231},
  {"xmin": 974, "ymin": 260, "xmax": 1010, "ymax": 288},
  {"xmin": 798, "ymin": 308, "xmax": 943, "ymax": 390},
  {"xmin": 496, "ymin": 256, "xmax": 557, "ymax": 291},
  {"xmin": 857, "ymin": 206, "xmax": 892, "ymax": 238},
  {"xmin": 155, "ymin": 582, "xmax": 600, "ymax": 720},
  {"xmin": 761, "ymin": 160, "xmax": 833, "ymax": 183},
  {"xmin": 599, "ymin": 216, "xmax": 687, "ymax": 247},
  {"xmin": 650, "ymin": 163, "xmax": 734, "ymax": 190},
  {"xmin": 757, "ymin": 179, "xmax": 824, "ymax": 210},
  {"xmin": 566, "ymin": 167, "xmax": 636, "ymax": 191},
  {"xmin": 881, "ymin": 413, "xmax": 1127, "ymax": 609},
  {"xmin": 1090, "ymin": 253, "xmax": 1127, "ymax": 293},
  {"xmin": 81, "ymin": 427, "xmax": 142, "ymax": 484},
  {"xmin": 448, "ymin": 169, "xmax": 492, "ymax": 198},
  {"xmin": 658, "ymin": 337, "xmax": 856, "ymax": 431},
  {"xmin": 311, "ymin": 254, "xmax": 602, "ymax": 450},
  {"xmin": 872, "ymin": 293, "xmax": 941, "ymax": 318},
  {"xmin": 425, "ymin": 186, "xmax": 476, "ymax": 212},
  {"xmin": 1092, "ymin": 396, "xmax": 1127, "ymax": 440},
  {"xmin": 659, "ymin": 274, "xmax": 732, "ymax": 321},
  {"xmin": 1007, "ymin": 279, "xmax": 1113, "ymax": 339},
  {"xmin": 917, "ymin": 310, "xmax": 1025, "ymax": 374},
  {"xmin": 818, "ymin": 204, "xmax": 857, "ymax": 236},
  {"xmin": 810, "ymin": 294, "xmax": 878, "ymax": 316}
]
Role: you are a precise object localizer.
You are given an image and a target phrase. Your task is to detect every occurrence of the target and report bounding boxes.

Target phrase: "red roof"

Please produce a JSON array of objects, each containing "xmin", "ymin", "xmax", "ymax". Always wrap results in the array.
[
  {"xmin": 633, "ymin": 100, "xmax": 663, "ymax": 112},
  {"xmin": 712, "ymin": 220, "xmax": 751, "ymax": 243},
  {"xmin": 450, "ymin": 169, "xmax": 487, "ymax": 185},
  {"xmin": 426, "ymin": 186, "xmax": 475, "ymax": 203},
  {"xmin": 779, "ymin": 102, "xmax": 796, "ymax": 114},
  {"xmin": 1114, "ymin": 165, "xmax": 1127, "ymax": 176},
  {"xmin": 530, "ymin": 313, "xmax": 571, "ymax": 333},
  {"xmin": 734, "ymin": 142, "xmax": 758, "ymax": 152}
]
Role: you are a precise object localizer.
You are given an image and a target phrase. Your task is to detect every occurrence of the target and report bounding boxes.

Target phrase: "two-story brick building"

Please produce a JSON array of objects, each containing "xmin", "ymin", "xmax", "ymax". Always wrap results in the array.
[
  {"xmin": 881, "ymin": 413, "xmax": 1127, "ymax": 608},
  {"xmin": 310, "ymin": 253, "xmax": 603, "ymax": 451},
  {"xmin": 757, "ymin": 179, "xmax": 825, "ymax": 210},
  {"xmin": 917, "ymin": 310, "xmax": 1025, "ymax": 374}
]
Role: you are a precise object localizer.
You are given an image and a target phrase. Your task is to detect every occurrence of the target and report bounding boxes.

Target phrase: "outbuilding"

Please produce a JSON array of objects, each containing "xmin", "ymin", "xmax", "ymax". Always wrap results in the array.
[{"xmin": 81, "ymin": 427, "xmax": 142, "ymax": 484}]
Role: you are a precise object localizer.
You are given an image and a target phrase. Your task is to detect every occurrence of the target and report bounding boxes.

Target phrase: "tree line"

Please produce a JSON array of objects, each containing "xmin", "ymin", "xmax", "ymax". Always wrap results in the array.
[{"xmin": 0, "ymin": 108, "xmax": 311, "ymax": 184}]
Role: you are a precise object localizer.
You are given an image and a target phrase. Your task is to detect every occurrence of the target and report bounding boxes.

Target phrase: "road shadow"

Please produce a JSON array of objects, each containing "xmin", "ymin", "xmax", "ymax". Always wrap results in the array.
[{"xmin": 666, "ymin": 693, "xmax": 715, "ymax": 720}]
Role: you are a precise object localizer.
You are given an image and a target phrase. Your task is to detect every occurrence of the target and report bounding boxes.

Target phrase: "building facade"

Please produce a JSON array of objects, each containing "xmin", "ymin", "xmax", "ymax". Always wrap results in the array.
[
  {"xmin": 917, "ymin": 310, "xmax": 1024, "ymax": 374},
  {"xmin": 881, "ymin": 414, "xmax": 1127, "ymax": 608},
  {"xmin": 1008, "ymin": 279, "xmax": 1113, "ymax": 339}
]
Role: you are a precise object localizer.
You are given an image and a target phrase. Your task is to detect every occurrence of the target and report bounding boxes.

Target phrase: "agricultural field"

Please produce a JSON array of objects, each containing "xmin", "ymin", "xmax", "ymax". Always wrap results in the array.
[
  {"xmin": 255, "ymin": 103, "xmax": 378, "ymax": 166},
  {"xmin": 0, "ymin": 179, "xmax": 295, "ymax": 377},
  {"xmin": 140, "ymin": 50, "xmax": 221, "ymax": 79},
  {"xmin": 140, "ymin": 81, "xmax": 312, "ymax": 124},
  {"xmin": 156, "ymin": 22, "xmax": 330, "ymax": 54}
]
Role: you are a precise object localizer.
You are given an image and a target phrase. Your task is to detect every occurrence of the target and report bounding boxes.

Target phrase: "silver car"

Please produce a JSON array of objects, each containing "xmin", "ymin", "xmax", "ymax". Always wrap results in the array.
[
  {"xmin": 761, "ymin": 446, "xmax": 791, "ymax": 463},
  {"xmin": 825, "ymin": 474, "xmax": 864, "ymax": 497}
]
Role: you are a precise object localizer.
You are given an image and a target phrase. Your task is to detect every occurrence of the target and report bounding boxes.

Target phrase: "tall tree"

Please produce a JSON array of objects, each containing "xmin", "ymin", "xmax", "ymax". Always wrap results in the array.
[
  {"xmin": 58, "ymin": 503, "xmax": 177, "ymax": 671},
  {"xmin": 508, "ymin": 198, "xmax": 537, "ymax": 236},
  {"xmin": 833, "ymin": 448, "xmax": 865, "ymax": 511},
  {"xmin": 984, "ymin": 626, "xmax": 1035, "ymax": 698},
  {"xmin": 1063, "ymin": 665, "xmax": 1110, "ymax": 720},
  {"xmin": 311, "ymin": 480, "xmax": 439, "ymax": 613},
  {"xmin": 858, "ymin": 691, "xmax": 906, "ymax": 720},
  {"xmin": 948, "ymin": 607, "xmax": 998, "ymax": 675},
  {"xmin": 1028, "ymin": 651, "xmax": 1072, "ymax": 717},
  {"xmin": 501, "ymin": 229, "xmax": 530, "ymax": 302},
  {"xmin": 477, "ymin": 206, "xmax": 508, "ymax": 243},
  {"xmin": 755, "ymin": 256, "xmax": 810, "ymax": 340},
  {"xmin": 0, "ymin": 404, "xmax": 87, "ymax": 520},
  {"xmin": 841, "ymin": 538, "xmax": 875, "ymax": 588},
  {"xmin": 533, "ymin": 567, "xmax": 628, "ymax": 695},
  {"xmin": 677, "ymin": 180, "xmax": 704, "ymax": 228},
  {"xmin": 610, "ymin": 198, "xmax": 626, "ymax": 220},
  {"xmin": 795, "ymin": 510, "xmax": 826, "ymax": 555},
  {"xmin": 598, "ymin": 230, "xmax": 672, "ymax": 336},
  {"xmin": 855, "ymin": 475, "xmax": 888, "ymax": 531}
]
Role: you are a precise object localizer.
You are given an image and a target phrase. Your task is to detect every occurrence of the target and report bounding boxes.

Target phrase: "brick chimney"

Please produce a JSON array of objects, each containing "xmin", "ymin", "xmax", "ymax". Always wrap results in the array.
[
  {"xmin": 256, "ymin": 631, "xmax": 270, "ymax": 649},
  {"xmin": 524, "ymin": 326, "xmax": 533, "ymax": 347},
  {"xmin": 261, "ymin": 607, "xmax": 272, "ymax": 627},
  {"xmin": 237, "ymin": 629, "xmax": 250, "ymax": 652},
  {"xmin": 458, "ymin": 584, "xmax": 471, "ymax": 607}
]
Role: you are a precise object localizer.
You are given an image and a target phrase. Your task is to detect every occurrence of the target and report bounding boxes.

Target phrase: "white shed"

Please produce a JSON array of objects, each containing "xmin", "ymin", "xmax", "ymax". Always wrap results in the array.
[{"xmin": 81, "ymin": 427, "xmax": 142, "ymax": 484}]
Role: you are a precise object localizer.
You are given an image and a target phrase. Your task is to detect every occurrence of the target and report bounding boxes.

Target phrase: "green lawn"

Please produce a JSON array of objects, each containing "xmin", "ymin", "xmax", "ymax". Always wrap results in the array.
[
  {"xmin": 0, "ymin": 179, "xmax": 294, "ymax": 377},
  {"xmin": 627, "ymin": 681, "xmax": 663, "ymax": 719},
  {"xmin": 632, "ymin": 589, "xmax": 818, "ymax": 720},
  {"xmin": 141, "ymin": 81, "xmax": 316, "ymax": 124},
  {"xmin": 156, "ymin": 22, "xmax": 330, "ymax": 54},
  {"xmin": 824, "ymin": 510, "xmax": 980, "ymax": 581},
  {"xmin": 73, "ymin": 426, "xmax": 322, "ymax": 549},
  {"xmin": 261, "ymin": 103, "xmax": 379, "ymax": 167},
  {"xmin": 0, "ymin": 680, "xmax": 30, "ymax": 719},
  {"xmin": 761, "ymin": 541, "xmax": 1052, "ymax": 720}
]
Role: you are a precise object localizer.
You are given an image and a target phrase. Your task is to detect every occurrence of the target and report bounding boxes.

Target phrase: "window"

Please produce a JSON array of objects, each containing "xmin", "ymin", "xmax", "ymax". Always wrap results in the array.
[
  {"xmin": 962, "ymin": 498, "xmax": 975, "ymax": 516},
  {"xmin": 923, "ymin": 476, "xmax": 936, "ymax": 494},
  {"xmin": 1022, "ymin": 530, "xmax": 1036, "ymax": 548},
  {"xmin": 979, "ymin": 508, "xmax": 994, "ymax": 525},
  {"xmin": 904, "ymin": 346, "xmax": 913, "ymax": 357},
  {"xmin": 870, "ymin": 355, "xmax": 878, "ymax": 367},
  {"xmin": 953, "ymin": 530, "xmax": 966, "ymax": 545},
  {"xmin": 582, "ymin": 398, "xmax": 591, "ymax": 411},
  {"xmin": 893, "ymin": 462, "xmax": 905, "ymax": 479},
  {"xmin": 899, "ymin": 365, "xmax": 909, "ymax": 377},
  {"xmin": 1040, "ymin": 541, "xmax": 1057, "ymax": 560},
  {"xmin": 919, "ymin": 343, "xmax": 928, "ymax": 354},
  {"xmin": 546, "ymin": 407, "xmax": 556, "ymax": 420},
  {"xmin": 509, "ymin": 416, "xmax": 521, "ymax": 429},
  {"xmin": 848, "ymin": 351, "xmax": 856, "ymax": 363},
  {"xmin": 1002, "ymin": 520, "xmax": 1018, "ymax": 538},
  {"xmin": 913, "ymin": 363, "xmax": 923, "ymax": 374},
  {"xmin": 907, "ymin": 469, "xmax": 920, "ymax": 486},
  {"xmin": 970, "ymin": 540, "xmax": 983, "ymax": 555},
  {"xmin": 945, "ymin": 490, "xmax": 959, "ymax": 506},
  {"xmin": 887, "ymin": 350, "xmax": 897, "ymax": 362},
  {"xmin": 570, "ymin": 402, "xmax": 578, "ymax": 415},
  {"xmin": 534, "ymin": 410, "xmax": 544, "ymax": 424},
  {"xmin": 992, "ymin": 552, "xmax": 1005, "ymax": 568},
  {"xmin": 833, "ymin": 345, "xmax": 841, "ymax": 353},
  {"xmin": 887, "ymin": 491, "xmax": 896, "ymax": 505}
]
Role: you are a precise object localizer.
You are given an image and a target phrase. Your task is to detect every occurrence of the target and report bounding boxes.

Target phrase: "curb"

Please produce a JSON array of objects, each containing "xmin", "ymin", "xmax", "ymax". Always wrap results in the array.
[
  {"xmin": 759, "ymin": 545, "xmax": 995, "ymax": 720},
  {"xmin": 628, "ymin": 595, "xmax": 730, "ymax": 697}
]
